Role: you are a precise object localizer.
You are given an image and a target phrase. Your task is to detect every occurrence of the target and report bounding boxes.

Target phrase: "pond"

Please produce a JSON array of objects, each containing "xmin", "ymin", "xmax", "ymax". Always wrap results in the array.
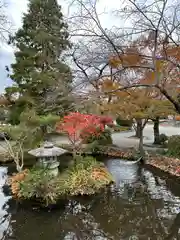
[{"xmin": 0, "ymin": 159, "xmax": 180, "ymax": 240}]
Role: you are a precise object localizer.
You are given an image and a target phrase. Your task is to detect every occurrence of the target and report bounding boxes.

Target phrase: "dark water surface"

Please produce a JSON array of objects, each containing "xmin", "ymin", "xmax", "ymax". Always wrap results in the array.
[{"xmin": 0, "ymin": 159, "xmax": 180, "ymax": 240}]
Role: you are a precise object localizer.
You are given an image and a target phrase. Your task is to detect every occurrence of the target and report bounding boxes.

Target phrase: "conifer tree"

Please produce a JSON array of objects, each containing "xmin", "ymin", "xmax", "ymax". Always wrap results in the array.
[{"xmin": 8, "ymin": 0, "xmax": 72, "ymax": 119}]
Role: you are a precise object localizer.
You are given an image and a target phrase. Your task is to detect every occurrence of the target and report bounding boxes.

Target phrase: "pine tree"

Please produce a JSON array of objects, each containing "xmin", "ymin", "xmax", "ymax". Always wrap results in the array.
[{"xmin": 9, "ymin": 0, "xmax": 72, "ymax": 117}]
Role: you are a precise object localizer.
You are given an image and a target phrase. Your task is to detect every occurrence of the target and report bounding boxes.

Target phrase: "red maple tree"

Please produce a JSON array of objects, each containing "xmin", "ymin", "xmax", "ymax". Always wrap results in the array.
[{"xmin": 56, "ymin": 112, "xmax": 113, "ymax": 156}]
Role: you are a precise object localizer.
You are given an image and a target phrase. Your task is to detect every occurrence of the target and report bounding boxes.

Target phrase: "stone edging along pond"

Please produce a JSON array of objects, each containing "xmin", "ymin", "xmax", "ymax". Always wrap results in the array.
[
  {"xmin": 58, "ymin": 144, "xmax": 137, "ymax": 160},
  {"xmin": 61, "ymin": 144, "xmax": 180, "ymax": 178},
  {"xmin": 97, "ymin": 146, "xmax": 180, "ymax": 177}
]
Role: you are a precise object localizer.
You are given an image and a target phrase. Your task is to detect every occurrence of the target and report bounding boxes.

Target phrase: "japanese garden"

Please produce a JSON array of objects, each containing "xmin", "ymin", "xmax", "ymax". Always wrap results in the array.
[{"xmin": 0, "ymin": 0, "xmax": 179, "ymax": 239}]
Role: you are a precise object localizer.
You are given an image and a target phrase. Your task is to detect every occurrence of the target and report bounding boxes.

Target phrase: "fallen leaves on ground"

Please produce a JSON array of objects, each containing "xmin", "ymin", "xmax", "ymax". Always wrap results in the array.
[
  {"xmin": 97, "ymin": 146, "xmax": 134, "ymax": 159},
  {"xmin": 147, "ymin": 155, "xmax": 180, "ymax": 177},
  {"xmin": 58, "ymin": 143, "xmax": 135, "ymax": 159}
]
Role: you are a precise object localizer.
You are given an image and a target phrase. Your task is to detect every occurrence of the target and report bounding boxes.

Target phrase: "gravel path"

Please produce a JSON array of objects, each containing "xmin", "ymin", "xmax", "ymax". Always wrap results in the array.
[
  {"xmin": 50, "ymin": 123, "xmax": 180, "ymax": 151},
  {"xmin": 112, "ymin": 124, "xmax": 180, "ymax": 150}
]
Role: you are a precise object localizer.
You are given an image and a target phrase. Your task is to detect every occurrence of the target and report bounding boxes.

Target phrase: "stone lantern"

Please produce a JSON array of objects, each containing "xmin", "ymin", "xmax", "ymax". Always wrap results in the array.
[{"xmin": 28, "ymin": 142, "xmax": 68, "ymax": 176}]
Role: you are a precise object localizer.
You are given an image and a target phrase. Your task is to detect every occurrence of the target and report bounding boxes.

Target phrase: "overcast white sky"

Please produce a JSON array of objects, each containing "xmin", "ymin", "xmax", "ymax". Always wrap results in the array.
[
  {"xmin": 0, "ymin": 0, "xmax": 28, "ymax": 93},
  {"xmin": 0, "ymin": 0, "xmax": 122, "ymax": 93}
]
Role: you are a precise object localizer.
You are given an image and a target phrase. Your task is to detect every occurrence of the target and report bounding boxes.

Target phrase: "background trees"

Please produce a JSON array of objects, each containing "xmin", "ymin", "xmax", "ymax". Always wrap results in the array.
[
  {"xmin": 0, "ymin": 0, "xmax": 11, "ymax": 42},
  {"xmin": 7, "ymin": 0, "xmax": 73, "ymax": 122},
  {"xmin": 1, "ymin": 0, "xmax": 179, "ymax": 157},
  {"xmin": 98, "ymin": 76, "xmax": 174, "ymax": 154},
  {"xmin": 67, "ymin": 0, "xmax": 180, "ymax": 114}
]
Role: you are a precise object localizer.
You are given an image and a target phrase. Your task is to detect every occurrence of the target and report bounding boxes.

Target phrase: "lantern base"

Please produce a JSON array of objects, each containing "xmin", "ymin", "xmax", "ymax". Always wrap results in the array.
[
  {"xmin": 36, "ymin": 159, "xmax": 60, "ymax": 177},
  {"xmin": 47, "ymin": 167, "xmax": 59, "ymax": 177}
]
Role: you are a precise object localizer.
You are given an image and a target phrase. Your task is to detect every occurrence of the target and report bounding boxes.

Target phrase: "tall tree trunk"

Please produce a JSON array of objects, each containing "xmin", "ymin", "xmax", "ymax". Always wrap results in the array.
[
  {"xmin": 153, "ymin": 117, "xmax": 160, "ymax": 144},
  {"xmin": 138, "ymin": 125, "xmax": 145, "ymax": 156},
  {"xmin": 41, "ymin": 125, "xmax": 48, "ymax": 141},
  {"xmin": 135, "ymin": 119, "xmax": 142, "ymax": 138}
]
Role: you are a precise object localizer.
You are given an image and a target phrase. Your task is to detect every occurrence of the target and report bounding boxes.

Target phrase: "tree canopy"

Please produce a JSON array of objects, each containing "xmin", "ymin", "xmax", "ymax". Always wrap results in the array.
[{"xmin": 8, "ymin": 0, "xmax": 73, "ymax": 121}]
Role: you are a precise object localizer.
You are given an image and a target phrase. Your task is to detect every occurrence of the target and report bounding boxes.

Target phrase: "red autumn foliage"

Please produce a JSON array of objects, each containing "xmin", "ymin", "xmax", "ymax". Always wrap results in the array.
[{"xmin": 56, "ymin": 112, "xmax": 113, "ymax": 146}]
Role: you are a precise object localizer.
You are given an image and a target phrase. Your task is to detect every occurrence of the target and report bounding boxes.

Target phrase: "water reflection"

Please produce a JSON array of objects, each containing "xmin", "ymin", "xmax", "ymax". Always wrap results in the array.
[
  {"xmin": 0, "ymin": 159, "xmax": 179, "ymax": 240},
  {"xmin": 106, "ymin": 159, "xmax": 142, "ymax": 201},
  {"xmin": 0, "ymin": 167, "xmax": 12, "ymax": 240}
]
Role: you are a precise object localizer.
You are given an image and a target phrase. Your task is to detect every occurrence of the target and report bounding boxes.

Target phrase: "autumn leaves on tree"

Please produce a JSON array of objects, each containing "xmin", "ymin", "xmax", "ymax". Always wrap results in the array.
[
  {"xmin": 98, "ymin": 33, "xmax": 178, "ymax": 153},
  {"xmin": 106, "ymin": 33, "xmax": 180, "ymax": 112}
]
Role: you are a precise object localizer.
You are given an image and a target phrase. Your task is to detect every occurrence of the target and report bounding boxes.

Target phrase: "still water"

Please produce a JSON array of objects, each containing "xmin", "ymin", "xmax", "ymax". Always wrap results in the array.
[{"xmin": 0, "ymin": 159, "xmax": 180, "ymax": 240}]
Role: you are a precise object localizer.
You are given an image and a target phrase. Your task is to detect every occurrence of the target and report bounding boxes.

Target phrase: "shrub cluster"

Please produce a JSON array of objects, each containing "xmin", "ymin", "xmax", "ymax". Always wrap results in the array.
[
  {"xmin": 9, "ymin": 157, "xmax": 113, "ymax": 206},
  {"xmin": 9, "ymin": 168, "xmax": 61, "ymax": 205},
  {"xmin": 61, "ymin": 156, "xmax": 113, "ymax": 196},
  {"xmin": 159, "ymin": 133, "xmax": 168, "ymax": 145},
  {"xmin": 167, "ymin": 135, "xmax": 180, "ymax": 158},
  {"xmin": 82, "ymin": 129, "xmax": 112, "ymax": 145},
  {"xmin": 116, "ymin": 117, "xmax": 132, "ymax": 127}
]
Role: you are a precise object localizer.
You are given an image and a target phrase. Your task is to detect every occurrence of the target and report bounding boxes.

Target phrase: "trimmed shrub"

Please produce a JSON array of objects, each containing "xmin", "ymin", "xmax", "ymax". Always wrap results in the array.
[
  {"xmin": 82, "ymin": 129, "xmax": 112, "ymax": 145},
  {"xmin": 116, "ymin": 117, "xmax": 132, "ymax": 127},
  {"xmin": 86, "ymin": 140, "xmax": 101, "ymax": 154},
  {"xmin": 167, "ymin": 135, "xmax": 180, "ymax": 157},
  {"xmin": 16, "ymin": 168, "xmax": 61, "ymax": 206},
  {"xmin": 159, "ymin": 134, "xmax": 168, "ymax": 145}
]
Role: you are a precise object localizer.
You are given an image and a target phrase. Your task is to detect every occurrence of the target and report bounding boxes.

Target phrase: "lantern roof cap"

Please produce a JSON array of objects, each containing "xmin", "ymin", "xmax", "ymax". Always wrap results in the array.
[{"xmin": 28, "ymin": 141, "xmax": 67, "ymax": 157}]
